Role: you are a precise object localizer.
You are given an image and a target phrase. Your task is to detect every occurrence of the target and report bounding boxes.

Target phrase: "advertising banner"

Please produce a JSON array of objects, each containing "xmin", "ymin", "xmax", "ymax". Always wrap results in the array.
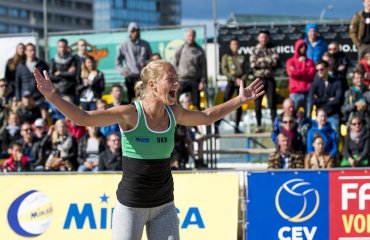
[
  {"xmin": 329, "ymin": 170, "xmax": 370, "ymax": 240},
  {"xmin": 47, "ymin": 26, "xmax": 205, "ymax": 84},
  {"xmin": 218, "ymin": 23, "xmax": 355, "ymax": 77},
  {"xmin": 247, "ymin": 171, "xmax": 329, "ymax": 240},
  {"xmin": 0, "ymin": 172, "xmax": 239, "ymax": 240},
  {"xmin": 0, "ymin": 34, "xmax": 38, "ymax": 79}
]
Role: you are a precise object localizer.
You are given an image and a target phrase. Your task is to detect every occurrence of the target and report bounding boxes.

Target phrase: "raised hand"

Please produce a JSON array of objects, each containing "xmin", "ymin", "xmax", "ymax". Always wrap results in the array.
[
  {"xmin": 239, "ymin": 78, "xmax": 265, "ymax": 104},
  {"xmin": 33, "ymin": 69, "xmax": 55, "ymax": 99}
]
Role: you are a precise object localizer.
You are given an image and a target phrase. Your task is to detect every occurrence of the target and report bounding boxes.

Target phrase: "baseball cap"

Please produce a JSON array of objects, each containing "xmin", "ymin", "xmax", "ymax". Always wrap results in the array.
[
  {"xmin": 34, "ymin": 118, "xmax": 46, "ymax": 127},
  {"xmin": 22, "ymin": 90, "xmax": 32, "ymax": 98},
  {"xmin": 128, "ymin": 22, "xmax": 139, "ymax": 32}
]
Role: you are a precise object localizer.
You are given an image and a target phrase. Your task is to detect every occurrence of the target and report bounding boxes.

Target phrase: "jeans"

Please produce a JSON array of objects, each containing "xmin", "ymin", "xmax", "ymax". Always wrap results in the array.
[
  {"xmin": 290, "ymin": 93, "xmax": 309, "ymax": 117},
  {"xmin": 327, "ymin": 114, "xmax": 340, "ymax": 139}
]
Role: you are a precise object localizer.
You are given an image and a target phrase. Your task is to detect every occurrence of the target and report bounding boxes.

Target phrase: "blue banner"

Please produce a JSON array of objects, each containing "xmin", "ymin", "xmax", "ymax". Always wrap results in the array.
[{"xmin": 246, "ymin": 171, "xmax": 329, "ymax": 240}]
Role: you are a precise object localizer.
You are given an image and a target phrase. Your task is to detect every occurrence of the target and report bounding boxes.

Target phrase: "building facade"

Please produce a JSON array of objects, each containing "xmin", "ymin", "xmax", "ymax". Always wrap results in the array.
[{"xmin": 94, "ymin": 0, "xmax": 181, "ymax": 30}]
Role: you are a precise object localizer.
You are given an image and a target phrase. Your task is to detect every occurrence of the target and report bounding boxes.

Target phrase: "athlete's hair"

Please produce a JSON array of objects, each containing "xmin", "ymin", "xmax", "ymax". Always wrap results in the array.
[{"xmin": 135, "ymin": 60, "xmax": 173, "ymax": 99}]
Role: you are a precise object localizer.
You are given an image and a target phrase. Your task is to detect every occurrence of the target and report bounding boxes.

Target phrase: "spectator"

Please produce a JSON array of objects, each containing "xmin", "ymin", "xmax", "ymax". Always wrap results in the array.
[
  {"xmin": 33, "ymin": 124, "xmax": 55, "ymax": 172},
  {"xmin": 349, "ymin": 0, "xmax": 370, "ymax": 60},
  {"xmin": 96, "ymin": 99, "xmax": 120, "ymax": 137},
  {"xmin": 50, "ymin": 38, "xmax": 78, "ymax": 103},
  {"xmin": 272, "ymin": 98, "xmax": 296, "ymax": 143},
  {"xmin": 2, "ymin": 142, "xmax": 31, "ymax": 172},
  {"xmin": 307, "ymin": 109, "xmax": 337, "ymax": 159},
  {"xmin": 5, "ymin": 43, "xmax": 25, "ymax": 98},
  {"xmin": 304, "ymin": 133, "xmax": 334, "ymax": 169},
  {"xmin": 44, "ymin": 119, "xmax": 78, "ymax": 171},
  {"xmin": 33, "ymin": 118, "xmax": 48, "ymax": 141},
  {"xmin": 341, "ymin": 115, "xmax": 370, "ymax": 167},
  {"xmin": 328, "ymin": 41, "xmax": 350, "ymax": 91},
  {"xmin": 115, "ymin": 22, "xmax": 152, "ymax": 103},
  {"xmin": 342, "ymin": 68, "xmax": 370, "ymax": 128},
  {"xmin": 174, "ymin": 28, "xmax": 207, "ymax": 110},
  {"xmin": 308, "ymin": 60, "xmax": 343, "ymax": 134},
  {"xmin": 267, "ymin": 133, "xmax": 304, "ymax": 169},
  {"xmin": 98, "ymin": 132, "xmax": 122, "ymax": 171},
  {"xmin": 16, "ymin": 91, "xmax": 41, "ymax": 124},
  {"xmin": 275, "ymin": 115, "xmax": 304, "ymax": 153},
  {"xmin": 150, "ymin": 53, "xmax": 162, "ymax": 61},
  {"xmin": 38, "ymin": 104, "xmax": 53, "ymax": 126},
  {"xmin": 305, "ymin": 23, "xmax": 328, "ymax": 64},
  {"xmin": 250, "ymin": 30, "xmax": 279, "ymax": 133},
  {"xmin": 15, "ymin": 43, "xmax": 48, "ymax": 102},
  {"xmin": 358, "ymin": 52, "xmax": 370, "ymax": 86},
  {"xmin": 286, "ymin": 39, "xmax": 315, "ymax": 116},
  {"xmin": 0, "ymin": 79, "xmax": 11, "ymax": 129},
  {"xmin": 0, "ymin": 112, "xmax": 21, "ymax": 156},
  {"xmin": 66, "ymin": 119, "xmax": 86, "ymax": 142},
  {"xmin": 77, "ymin": 56, "xmax": 105, "ymax": 111},
  {"xmin": 74, "ymin": 39, "xmax": 91, "ymax": 81},
  {"xmin": 216, "ymin": 38, "xmax": 247, "ymax": 134},
  {"xmin": 108, "ymin": 84, "xmax": 125, "ymax": 108},
  {"xmin": 77, "ymin": 126, "xmax": 105, "ymax": 172}
]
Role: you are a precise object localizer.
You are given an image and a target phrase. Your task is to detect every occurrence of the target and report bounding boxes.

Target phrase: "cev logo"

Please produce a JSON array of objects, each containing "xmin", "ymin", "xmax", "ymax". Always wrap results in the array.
[{"xmin": 275, "ymin": 179, "xmax": 320, "ymax": 223}]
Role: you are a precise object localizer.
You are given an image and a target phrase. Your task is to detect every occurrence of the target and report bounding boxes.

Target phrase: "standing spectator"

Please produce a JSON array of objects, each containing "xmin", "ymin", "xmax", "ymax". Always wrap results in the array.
[
  {"xmin": 250, "ymin": 30, "xmax": 279, "ymax": 132},
  {"xmin": 174, "ymin": 28, "xmax": 207, "ymax": 110},
  {"xmin": 308, "ymin": 60, "xmax": 343, "ymax": 134},
  {"xmin": 77, "ymin": 56, "xmax": 105, "ymax": 111},
  {"xmin": 307, "ymin": 109, "xmax": 337, "ymax": 159},
  {"xmin": 350, "ymin": 0, "xmax": 370, "ymax": 60},
  {"xmin": 286, "ymin": 39, "xmax": 315, "ymax": 116},
  {"xmin": 2, "ymin": 142, "xmax": 31, "ymax": 172},
  {"xmin": 304, "ymin": 133, "xmax": 334, "ymax": 169},
  {"xmin": 5, "ymin": 43, "xmax": 25, "ymax": 98},
  {"xmin": 216, "ymin": 38, "xmax": 247, "ymax": 133},
  {"xmin": 328, "ymin": 41, "xmax": 350, "ymax": 91},
  {"xmin": 16, "ymin": 91, "xmax": 41, "ymax": 124},
  {"xmin": 98, "ymin": 132, "xmax": 122, "ymax": 171},
  {"xmin": 305, "ymin": 23, "xmax": 328, "ymax": 64},
  {"xmin": 341, "ymin": 115, "xmax": 370, "ymax": 167},
  {"xmin": 342, "ymin": 68, "xmax": 370, "ymax": 128},
  {"xmin": 115, "ymin": 22, "xmax": 152, "ymax": 103},
  {"xmin": 15, "ymin": 43, "xmax": 48, "ymax": 102},
  {"xmin": 77, "ymin": 126, "xmax": 105, "ymax": 172},
  {"xmin": 74, "ymin": 39, "xmax": 90, "ymax": 81},
  {"xmin": 267, "ymin": 133, "xmax": 304, "ymax": 169},
  {"xmin": 108, "ymin": 84, "xmax": 125, "ymax": 108},
  {"xmin": 50, "ymin": 38, "xmax": 78, "ymax": 103},
  {"xmin": 44, "ymin": 119, "xmax": 78, "ymax": 171}
]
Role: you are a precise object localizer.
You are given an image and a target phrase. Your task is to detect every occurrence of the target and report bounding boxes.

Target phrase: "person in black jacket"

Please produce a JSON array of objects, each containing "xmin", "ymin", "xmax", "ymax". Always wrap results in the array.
[
  {"xmin": 15, "ymin": 43, "xmax": 48, "ymax": 102},
  {"xmin": 328, "ymin": 41, "xmax": 350, "ymax": 92},
  {"xmin": 308, "ymin": 60, "xmax": 343, "ymax": 134},
  {"xmin": 5, "ymin": 43, "xmax": 25, "ymax": 98},
  {"xmin": 77, "ymin": 56, "xmax": 105, "ymax": 111},
  {"xmin": 49, "ymin": 39, "xmax": 78, "ymax": 104},
  {"xmin": 98, "ymin": 132, "xmax": 122, "ymax": 171}
]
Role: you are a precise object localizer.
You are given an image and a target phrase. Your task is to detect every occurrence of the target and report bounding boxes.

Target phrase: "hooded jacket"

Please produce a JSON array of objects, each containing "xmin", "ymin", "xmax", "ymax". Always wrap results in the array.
[
  {"xmin": 305, "ymin": 24, "xmax": 328, "ymax": 64},
  {"xmin": 286, "ymin": 39, "xmax": 315, "ymax": 94},
  {"xmin": 307, "ymin": 121, "xmax": 337, "ymax": 158}
]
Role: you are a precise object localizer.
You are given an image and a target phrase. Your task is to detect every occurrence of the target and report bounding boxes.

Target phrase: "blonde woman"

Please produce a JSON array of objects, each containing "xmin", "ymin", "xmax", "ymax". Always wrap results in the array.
[{"xmin": 34, "ymin": 60, "xmax": 264, "ymax": 240}]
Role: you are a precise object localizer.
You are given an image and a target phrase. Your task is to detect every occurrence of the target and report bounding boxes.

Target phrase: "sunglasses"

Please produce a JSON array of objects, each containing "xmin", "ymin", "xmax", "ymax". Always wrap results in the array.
[
  {"xmin": 22, "ymin": 128, "xmax": 32, "ymax": 132},
  {"xmin": 0, "ymin": 84, "xmax": 8, "ymax": 88},
  {"xmin": 316, "ymin": 68, "xmax": 325, "ymax": 72},
  {"xmin": 351, "ymin": 122, "xmax": 362, "ymax": 126},
  {"xmin": 282, "ymin": 120, "xmax": 293, "ymax": 124}
]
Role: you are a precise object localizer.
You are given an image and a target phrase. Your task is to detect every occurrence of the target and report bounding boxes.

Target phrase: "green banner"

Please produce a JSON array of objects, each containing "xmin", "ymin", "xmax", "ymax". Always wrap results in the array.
[{"xmin": 48, "ymin": 26, "xmax": 205, "ymax": 84}]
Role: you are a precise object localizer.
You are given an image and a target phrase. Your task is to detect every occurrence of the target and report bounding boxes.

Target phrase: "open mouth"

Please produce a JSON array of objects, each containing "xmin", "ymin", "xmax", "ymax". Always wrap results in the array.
[{"xmin": 169, "ymin": 90, "xmax": 176, "ymax": 99}]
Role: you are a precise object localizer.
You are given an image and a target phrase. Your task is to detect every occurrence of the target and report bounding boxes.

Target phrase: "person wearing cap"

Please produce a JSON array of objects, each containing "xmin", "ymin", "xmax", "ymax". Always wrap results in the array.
[
  {"xmin": 250, "ymin": 30, "xmax": 279, "ymax": 133},
  {"xmin": 115, "ymin": 22, "xmax": 152, "ymax": 103},
  {"xmin": 350, "ymin": 0, "xmax": 370, "ymax": 61},
  {"xmin": 174, "ymin": 28, "xmax": 207, "ymax": 110},
  {"xmin": 304, "ymin": 23, "xmax": 328, "ymax": 64},
  {"xmin": 15, "ymin": 43, "xmax": 48, "ymax": 102},
  {"xmin": 16, "ymin": 91, "xmax": 41, "ymax": 124}
]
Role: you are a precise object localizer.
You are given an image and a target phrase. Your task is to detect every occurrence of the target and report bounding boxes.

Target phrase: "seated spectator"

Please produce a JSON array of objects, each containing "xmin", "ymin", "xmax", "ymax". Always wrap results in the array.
[
  {"xmin": 267, "ymin": 133, "xmax": 304, "ymax": 169},
  {"xmin": 304, "ymin": 133, "xmax": 334, "ymax": 169},
  {"xmin": 16, "ymin": 91, "xmax": 41, "ymax": 124},
  {"xmin": 0, "ymin": 79, "xmax": 10, "ymax": 130},
  {"xmin": 108, "ymin": 84, "xmax": 126, "ymax": 107},
  {"xmin": 96, "ymin": 99, "xmax": 120, "ymax": 137},
  {"xmin": 45, "ymin": 119, "xmax": 78, "ymax": 171},
  {"xmin": 342, "ymin": 68, "xmax": 370, "ymax": 128},
  {"xmin": 286, "ymin": 39, "xmax": 315, "ymax": 116},
  {"xmin": 358, "ymin": 52, "xmax": 370, "ymax": 87},
  {"xmin": 340, "ymin": 115, "xmax": 370, "ymax": 167},
  {"xmin": 77, "ymin": 126, "xmax": 106, "ymax": 172},
  {"xmin": 77, "ymin": 56, "xmax": 105, "ymax": 111},
  {"xmin": 277, "ymin": 115, "xmax": 305, "ymax": 153},
  {"xmin": 308, "ymin": 60, "xmax": 343, "ymax": 134},
  {"xmin": 2, "ymin": 142, "xmax": 31, "ymax": 172},
  {"xmin": 33, "ymin": 124, "xmax": 55, "ymax": 172},
  {"xmin": 0, "ymin": 112, "xmax": 21, "ymax": 157},
  {"xmin": 98, "ymin": 132, "xmax": 122, "ymax": 171},
  {"xmin": 39, "ymin": 103, "xmax": 53, "ymax": 126},
  {"xmin": 307, "ymin": 109, "xmax": 337, "ymax": 158},
  {"xmin": 17, "ymin": 122, "xmax": 40, "ymax": 165},
  {"xmin": 66, "ymin": 119, "xmax": 86, "ymax": 142},
  {"xmin": 33, "ymin": 118, "xmax": 48, "ymax": 141},
  {"xmin": 328, "ymin": 41, "xmax": 350, "ymax": 91}
]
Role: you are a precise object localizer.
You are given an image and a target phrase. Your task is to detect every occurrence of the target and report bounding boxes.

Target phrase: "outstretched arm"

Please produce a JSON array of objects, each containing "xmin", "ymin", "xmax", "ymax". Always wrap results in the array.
[
  {"xmin": 34, "ymin": 69, "xmax": 126, "ymax": 127},
  {"xmin": 173, "ymin": 78, "xmax": 264, "ymax": 126}
]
